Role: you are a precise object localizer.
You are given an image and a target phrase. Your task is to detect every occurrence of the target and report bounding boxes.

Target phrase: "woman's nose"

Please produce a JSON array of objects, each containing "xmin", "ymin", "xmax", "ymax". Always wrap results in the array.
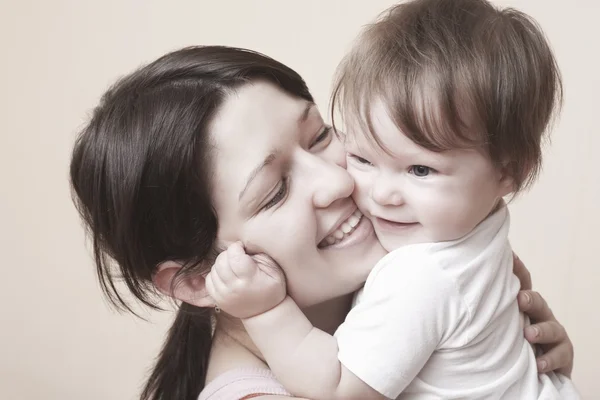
[{"xmin": 300, "ymin": 152, "xmax": 354, "ymax": 209}]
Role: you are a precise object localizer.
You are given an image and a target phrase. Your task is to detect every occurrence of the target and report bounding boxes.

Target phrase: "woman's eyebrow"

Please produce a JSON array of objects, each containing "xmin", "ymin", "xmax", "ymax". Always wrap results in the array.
[
  {"xmin": 238, "ymin": 152, "xmax": 278, "ymax": 202},
  {"xmin": 238, "ymin": 102, "xmax": 314, "ymax": 203},
  {"xmin": 298, "ymin": 102, "xmax": 315, "ymax": 126}
]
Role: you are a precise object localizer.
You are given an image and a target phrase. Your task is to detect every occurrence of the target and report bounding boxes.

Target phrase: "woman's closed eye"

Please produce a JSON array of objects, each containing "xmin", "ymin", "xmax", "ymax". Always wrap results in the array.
[
  {"xmin": 259, "ymin": 126, "xmax": 329, "ymax": 213},
  {"xmin": 310, "ymin": 125, "xmax": 332, "ymax": 149},
  {"xmin": 409, "ymin": 165, "xmax": 435, "ymax": 177},
  {"xmin": 262, "ymin": 177, "xmax": 289, "ymax": 211}
]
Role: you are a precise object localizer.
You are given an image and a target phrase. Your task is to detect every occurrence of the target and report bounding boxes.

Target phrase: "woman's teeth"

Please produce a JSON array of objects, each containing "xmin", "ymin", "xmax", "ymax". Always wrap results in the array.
[{"xmin": 322, "ymin": 210, "xmax": 363, "ymax": 247}]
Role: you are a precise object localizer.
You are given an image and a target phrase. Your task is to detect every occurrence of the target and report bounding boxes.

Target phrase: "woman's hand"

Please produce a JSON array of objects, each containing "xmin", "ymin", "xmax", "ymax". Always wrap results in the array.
[
  {"xmin": 514, "ymin": 255, "xmax": 574, "ymax": 377},
  {"xmin": 206, "ymin": 242, "xmax": 287, "ymax": 319}
]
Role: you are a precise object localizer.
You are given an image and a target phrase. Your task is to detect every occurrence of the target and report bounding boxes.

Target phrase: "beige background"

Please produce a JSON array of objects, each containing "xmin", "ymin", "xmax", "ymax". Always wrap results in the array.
[{"xmin": 1, "ymin": 0, "xmax": 598, "ymax": 398}]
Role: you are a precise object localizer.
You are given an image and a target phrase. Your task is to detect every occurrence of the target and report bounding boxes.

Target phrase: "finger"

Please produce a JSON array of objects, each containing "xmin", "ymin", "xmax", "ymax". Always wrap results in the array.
[
  {"xmin": 228, "ymin": 243, "xmax": 256, "ymax": 278},
  {"xmin": 513, "ymin": 254, "xmax": 532, "ymax": 290},
  {"xmin": 230, "ymin": 253, "xmax": 257, "ymax": 279},
  {"xmin": 208, "ymin": 267, "xmax": 231, "ymax": 305},
  {"xmin": 228, "ymin": 241, "xmax": 245, "ymax": 255},
  {"xmin": 204, "ymin": 271, "xmax": 217, "ymax": 300},
  {"xmin": 525, "ymin": 321, "xmax": 566, "ymax": 345},
  {"xmin": 252, "ymin": 253, "xmax": 284, "ymax": 280},
  {"xmin": 205, "ymin": 272, "xmax": 224, "ymax": 307},
  {"xmin": 213, "ymin": 251, "xmax": 236, "ymax": 283},
  {"xmin": 536, "ymin": 342, "xmax": 573, "ymax": 377},
  {"xmin": 518, "ymin": 290, "xmax": 554, "ymax": 322}
]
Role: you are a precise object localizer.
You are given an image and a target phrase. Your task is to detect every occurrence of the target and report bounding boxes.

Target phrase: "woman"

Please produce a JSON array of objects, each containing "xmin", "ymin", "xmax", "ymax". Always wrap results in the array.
[{"xmin": 70, "ymin": 46, "xmax": 574, "ymax": 400}]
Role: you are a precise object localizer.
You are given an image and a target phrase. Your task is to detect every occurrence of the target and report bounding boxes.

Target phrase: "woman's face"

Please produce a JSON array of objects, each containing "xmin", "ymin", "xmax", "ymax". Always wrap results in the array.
[{"xmin": 209, "ymin": 81, "xmax": 386, "ymax": 308}]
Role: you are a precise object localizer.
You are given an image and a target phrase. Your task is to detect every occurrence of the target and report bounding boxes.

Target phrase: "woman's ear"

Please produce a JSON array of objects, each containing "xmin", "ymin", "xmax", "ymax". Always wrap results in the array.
[{"xmin": 152, "ymin": 261, "xmax": 215, "ymax": 308}]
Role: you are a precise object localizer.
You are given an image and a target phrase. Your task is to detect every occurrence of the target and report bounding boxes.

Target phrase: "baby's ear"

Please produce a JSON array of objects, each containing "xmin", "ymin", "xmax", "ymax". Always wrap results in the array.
[
  {"xmin": 153, "ymin": 261, "xmax": 215, "ymax": 308},
  {"xmin": 499, "ymin": 173, "xmax": 516, "ymax": 197},
  {"xmin": 496, "ymin": 162, "xmax": 517, "ymax": 197}
]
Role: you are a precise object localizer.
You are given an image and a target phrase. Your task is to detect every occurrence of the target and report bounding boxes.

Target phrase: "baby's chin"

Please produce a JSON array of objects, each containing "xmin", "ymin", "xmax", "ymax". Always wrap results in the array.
[
  {"xmin": 375, "ymin": 230, "xmax": 428, "ymax": 253},
  {"xmin": 376, "ymin": 233, "xmax": 412, "ymax": 252}
]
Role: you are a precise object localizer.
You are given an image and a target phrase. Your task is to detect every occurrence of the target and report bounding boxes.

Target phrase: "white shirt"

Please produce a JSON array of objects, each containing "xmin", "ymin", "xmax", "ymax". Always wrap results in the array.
[{"xmin": 335, "ymin": 207, "xmax": 580, "ymax": 399}]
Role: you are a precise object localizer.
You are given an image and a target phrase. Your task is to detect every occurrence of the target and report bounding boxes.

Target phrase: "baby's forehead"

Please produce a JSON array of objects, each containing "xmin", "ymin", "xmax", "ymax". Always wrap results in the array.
[
  {"xmin": 342, "ymin": 129, "xmax": 374, "ymax": 151},
  {"xmin": 340, "ymin": 106, "xmax": 409, "ymax": 153},
  {"xmin": 343, "ymin": 127, "xmax": 399, "ymax": 160},
  {"xmin": 343, "ymin": 116, "xmax": 474, "ymax": 164}
]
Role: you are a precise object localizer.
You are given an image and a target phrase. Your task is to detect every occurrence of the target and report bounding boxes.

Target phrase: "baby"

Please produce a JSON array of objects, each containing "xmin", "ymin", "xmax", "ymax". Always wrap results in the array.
[{"xmin": 207, "ymin": 0, "xmax": 580, "ymax": 398}]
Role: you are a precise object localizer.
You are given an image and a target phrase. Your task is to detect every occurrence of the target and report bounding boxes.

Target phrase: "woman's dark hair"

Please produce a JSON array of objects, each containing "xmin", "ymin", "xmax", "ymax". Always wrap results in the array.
[{"xmin": 69, "ymin": 45, "xmax": 313, "ymax": 400}]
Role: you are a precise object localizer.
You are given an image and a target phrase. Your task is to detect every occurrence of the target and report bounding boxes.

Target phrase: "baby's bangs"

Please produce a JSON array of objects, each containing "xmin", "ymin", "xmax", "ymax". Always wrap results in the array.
[{"xmin": 334, "ymin": 64, "xmax": 485, "ymax": 156}]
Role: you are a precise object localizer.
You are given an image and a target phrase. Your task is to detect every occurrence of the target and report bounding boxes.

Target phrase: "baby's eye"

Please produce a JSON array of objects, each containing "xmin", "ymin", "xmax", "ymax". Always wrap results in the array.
[{"xmin": 409, "ymin": 165, "xmax": 432, "ymax": 177}]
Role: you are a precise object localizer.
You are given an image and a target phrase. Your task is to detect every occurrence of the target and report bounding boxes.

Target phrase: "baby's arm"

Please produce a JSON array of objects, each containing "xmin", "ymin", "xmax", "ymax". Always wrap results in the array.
[
  {"xmin": 206, "ymin": 243, "xmax": 385, "ymax": 399},
  {"xmin": 244, "ymin": 296, "xmax": 387, "ymax": 400},
  {"xmin": 207, "ymin": 243, "xmax": 458, "ymax": 400}
]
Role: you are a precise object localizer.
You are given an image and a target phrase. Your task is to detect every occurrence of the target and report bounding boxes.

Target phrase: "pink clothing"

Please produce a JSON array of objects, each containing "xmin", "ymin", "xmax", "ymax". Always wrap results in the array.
[{"xmin": 198, "ymin": 367, "xmax": 292, "ymax": 400}]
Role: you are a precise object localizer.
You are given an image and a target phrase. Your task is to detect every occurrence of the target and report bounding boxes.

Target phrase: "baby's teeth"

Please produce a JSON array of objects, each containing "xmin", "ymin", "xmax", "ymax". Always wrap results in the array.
[
  {"xmin": 341, "ymin": 223, "xmax": 352, "ymax": 233},
  {"xmin": 326, "ymin": 236, "xmax": 336, "ymax": 245},
  {"xmin": 334, "ymin": 230, "xmax": 344, "ymax": 239},
  {"xmin": 353, "ymin": 210, "xmax": 362, "ymax": 218},
  {"xmin": 348, "ymin": 215, "xmax": 360, "ymax": 227}
]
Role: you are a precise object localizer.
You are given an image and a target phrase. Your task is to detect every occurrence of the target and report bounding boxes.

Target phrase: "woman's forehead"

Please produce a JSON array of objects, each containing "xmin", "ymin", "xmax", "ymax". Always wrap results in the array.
[
  {"xmin": 210, "ymin": 82, "xmax": 312, "ymax": 143},
  {"xmin": 208, "ymin": 81, "xmax": 320, "ymax": 199}
]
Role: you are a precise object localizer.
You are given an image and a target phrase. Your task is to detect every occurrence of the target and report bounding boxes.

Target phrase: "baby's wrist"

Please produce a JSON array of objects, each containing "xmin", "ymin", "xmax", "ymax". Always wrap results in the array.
[{"xmin": 242, "ymin": 294, "xmax": 291, "ymax": 322}]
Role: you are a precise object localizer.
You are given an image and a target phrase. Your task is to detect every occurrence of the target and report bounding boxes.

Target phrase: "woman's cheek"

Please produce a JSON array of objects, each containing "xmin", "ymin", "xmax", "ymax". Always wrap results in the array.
[
  {"xmin": 244, "ymin": 216, "xmax": 292, "ymax": 258},
  {"xmin": 241, "ymin": 219, "xmax": 271, "ymax": 255}
]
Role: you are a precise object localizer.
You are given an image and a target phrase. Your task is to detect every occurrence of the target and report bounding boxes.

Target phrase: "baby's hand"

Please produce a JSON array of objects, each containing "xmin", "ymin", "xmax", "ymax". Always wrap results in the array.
[{"xmin": 205, "ymin": 242, "xmax": 286, "ymax": 319}]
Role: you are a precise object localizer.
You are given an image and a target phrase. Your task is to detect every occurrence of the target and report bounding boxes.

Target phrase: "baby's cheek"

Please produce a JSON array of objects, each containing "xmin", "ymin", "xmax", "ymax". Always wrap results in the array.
[
  {"xmin": 351, "ymin": 185, "xmax": 369, "ymax": 207},
  {"xmin": 423, "ymin": 202, "xmax": 463, "ymax": 239},
  {"xmin": 440, "ymin": 207, "xmax": 477, "ymax": 240},
  {"xmin": 348, "ymin": 172, "xmax": 371, "ymax": 205}
]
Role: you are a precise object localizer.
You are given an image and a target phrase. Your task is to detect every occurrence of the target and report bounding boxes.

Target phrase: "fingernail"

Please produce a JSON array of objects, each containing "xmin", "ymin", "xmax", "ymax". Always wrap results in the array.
[
  {"xmin": 520, "ymin": 292, "xmax": 531, "ymax": 305},
  {"xmin": 525, "ymin": 326, "xmax": 539, "ymax": 339},
  {"xmin": 538, "ymin": 359, "xmax": 548, "ymax": 372}
]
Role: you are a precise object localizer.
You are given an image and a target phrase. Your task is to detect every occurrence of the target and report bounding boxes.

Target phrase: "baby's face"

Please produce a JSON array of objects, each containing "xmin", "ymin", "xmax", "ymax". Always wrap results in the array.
[{"xmin": 344, "ymin": 101, "xmax": 513, "ymax": 252}]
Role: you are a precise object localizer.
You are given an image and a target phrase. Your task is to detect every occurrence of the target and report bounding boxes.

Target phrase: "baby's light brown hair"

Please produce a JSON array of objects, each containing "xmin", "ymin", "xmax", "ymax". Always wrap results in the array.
[{"xmin": 332, "ymin": 0, "xmax": 562, "ymax": 193}]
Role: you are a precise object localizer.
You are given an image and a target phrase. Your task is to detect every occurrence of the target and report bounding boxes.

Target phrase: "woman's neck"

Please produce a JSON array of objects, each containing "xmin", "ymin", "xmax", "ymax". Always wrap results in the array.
[
  {"xmin": 302, "ymin": 294, "xmax": 353, "ymax": 334},
  {"xmin": 206, "ymin": 294, "xmax": 353, "ymax": 380}
]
